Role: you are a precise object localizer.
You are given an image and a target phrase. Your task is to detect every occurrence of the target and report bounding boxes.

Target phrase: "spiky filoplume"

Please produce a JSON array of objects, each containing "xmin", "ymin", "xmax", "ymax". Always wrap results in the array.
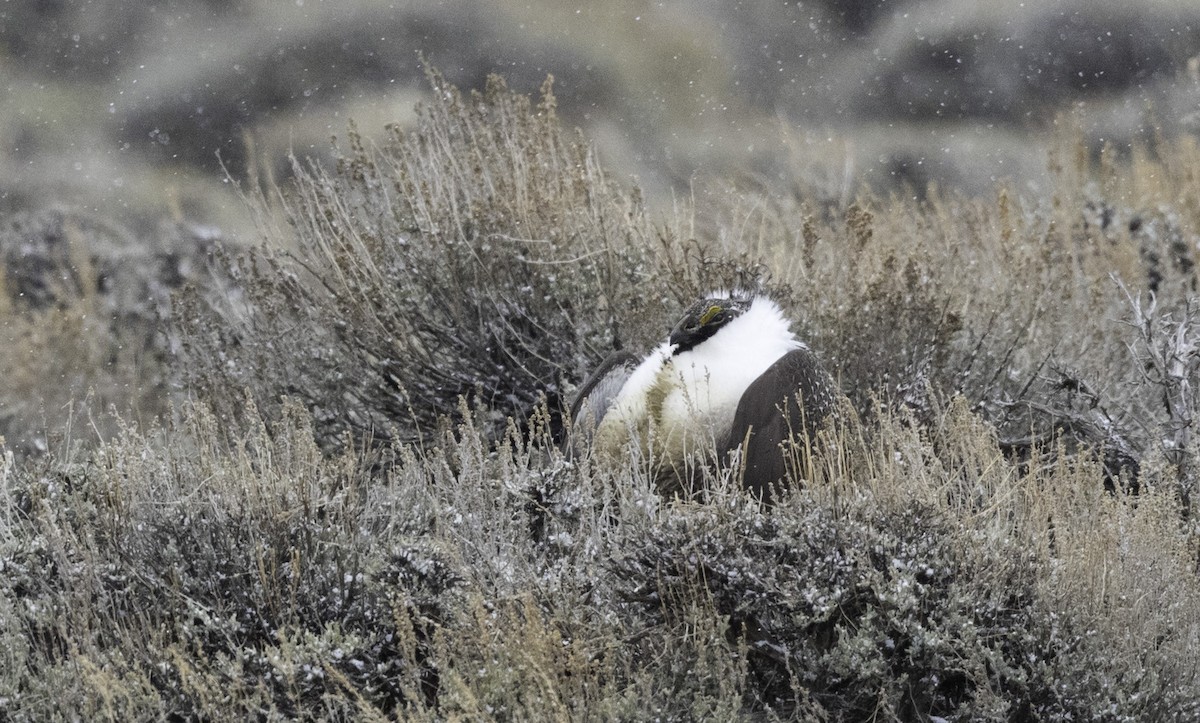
[{"xmin": 572, "ymin": 291, "xmax": 841, "ymax": 497}]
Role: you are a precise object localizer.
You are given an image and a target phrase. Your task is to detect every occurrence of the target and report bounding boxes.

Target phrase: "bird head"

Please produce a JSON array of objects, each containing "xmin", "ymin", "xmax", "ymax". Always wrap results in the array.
[{"xmin": 668, "ymin": 292, "xmax": 753, "ymax": 354}]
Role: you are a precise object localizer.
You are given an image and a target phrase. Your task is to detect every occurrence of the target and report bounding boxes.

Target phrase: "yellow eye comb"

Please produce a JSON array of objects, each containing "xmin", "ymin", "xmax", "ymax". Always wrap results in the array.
[{"xmin": 699, "ymin": 305, "xmax": 723, "ymax": 325}]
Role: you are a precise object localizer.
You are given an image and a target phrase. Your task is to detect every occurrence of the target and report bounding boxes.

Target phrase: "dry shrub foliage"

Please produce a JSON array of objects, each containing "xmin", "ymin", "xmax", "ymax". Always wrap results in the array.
[
  {"xmin": 181, "ymin": 72, "xmax": 735, "ymax": 448},
  {"xmin": 5, "ymin": 75, "xmax": 1200, "ymax": 718}
]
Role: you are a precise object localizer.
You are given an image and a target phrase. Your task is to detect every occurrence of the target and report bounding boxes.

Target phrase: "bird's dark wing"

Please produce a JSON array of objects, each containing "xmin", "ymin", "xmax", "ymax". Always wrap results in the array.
[
  {"xmin": 565, "ymin": 350, "xmax": 640, "ymax": 454},
  {"xmin": 725, "ymin": 348, "xmax": 841, "ymax": 500}
]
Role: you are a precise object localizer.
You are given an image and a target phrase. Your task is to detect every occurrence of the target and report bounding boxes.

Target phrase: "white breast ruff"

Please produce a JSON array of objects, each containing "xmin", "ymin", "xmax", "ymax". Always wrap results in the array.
[
  {"xmin": 593, "ymin": 340, "xmax": 674, "ymax": 456},
  {"xmin": 594, "ymin": 294, "xmax": 802, "ymax": 470}
]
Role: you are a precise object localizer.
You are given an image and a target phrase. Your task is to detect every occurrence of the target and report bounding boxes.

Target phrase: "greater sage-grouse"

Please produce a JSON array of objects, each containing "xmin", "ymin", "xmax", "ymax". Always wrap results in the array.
[{"xmin": 570, "ymin": 291, "xmax": 841, "ymax": 499}]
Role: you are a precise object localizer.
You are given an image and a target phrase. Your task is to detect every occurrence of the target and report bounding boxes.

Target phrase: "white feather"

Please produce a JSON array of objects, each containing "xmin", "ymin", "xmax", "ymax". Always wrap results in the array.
[{"xmin": 593, "ymin": 340, "xmax": 675, "ymax": 452}]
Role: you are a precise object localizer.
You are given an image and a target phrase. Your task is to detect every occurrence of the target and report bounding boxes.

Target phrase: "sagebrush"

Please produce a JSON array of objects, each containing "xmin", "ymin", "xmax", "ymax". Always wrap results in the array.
[{"xmin": 2, "ymin": 73, "xmax": 1200, "ymax": 720}]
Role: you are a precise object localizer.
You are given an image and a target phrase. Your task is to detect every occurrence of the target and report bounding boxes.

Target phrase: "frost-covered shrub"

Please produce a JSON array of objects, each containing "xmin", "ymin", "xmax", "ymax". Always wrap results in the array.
[
  {"xmin": 182, "ymin": 73, "xmax": 658, "ymax": 450},
  {"xmin": 0, "ymin": 401, "xmax": 465, "ymax": 719},
  {"xmin": 610, "ymin": 495, "xmax": 1060, "ymax": 719}
]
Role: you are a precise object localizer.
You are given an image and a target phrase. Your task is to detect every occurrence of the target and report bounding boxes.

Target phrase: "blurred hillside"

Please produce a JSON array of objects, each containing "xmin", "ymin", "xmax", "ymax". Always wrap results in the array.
[{"xmin": 2, "ymin": 0, "xmax": 1199, "ymax": 238}]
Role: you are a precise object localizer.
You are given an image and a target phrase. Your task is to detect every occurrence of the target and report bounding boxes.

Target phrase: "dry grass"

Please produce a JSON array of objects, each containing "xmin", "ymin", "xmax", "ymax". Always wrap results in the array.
[{"xmin": 3, "ymin": 74, "xmax": 1200, "ymax": 719}]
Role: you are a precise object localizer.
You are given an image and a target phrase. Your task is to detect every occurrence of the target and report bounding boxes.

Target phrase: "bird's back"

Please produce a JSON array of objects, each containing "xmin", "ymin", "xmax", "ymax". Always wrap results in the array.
[{"xmin": 726, "ymin": 347, "xmax": 842, "ymax": 500}]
